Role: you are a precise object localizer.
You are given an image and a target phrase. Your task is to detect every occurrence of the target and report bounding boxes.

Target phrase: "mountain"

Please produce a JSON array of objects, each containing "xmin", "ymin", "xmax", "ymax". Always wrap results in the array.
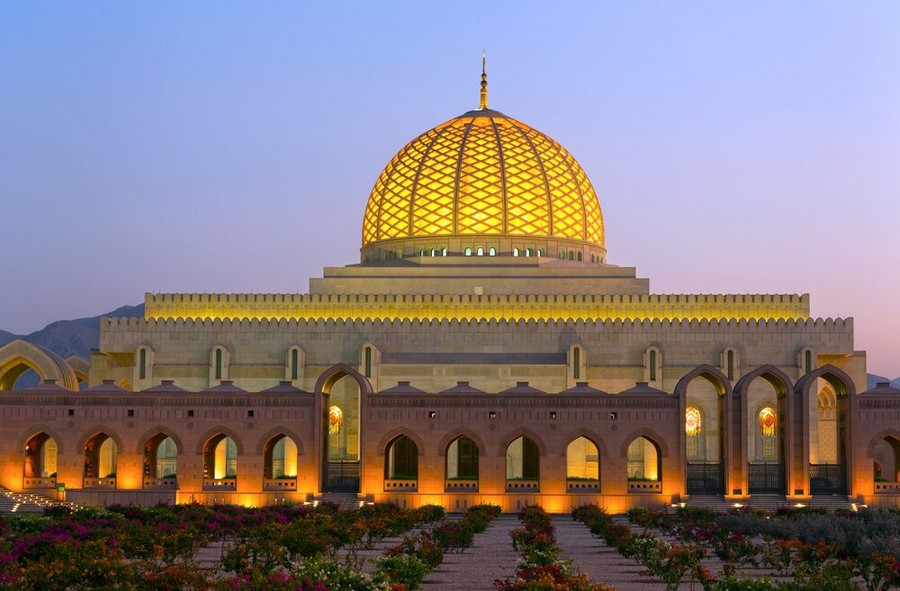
[
  {"xmin": 2, "ymin": 304, "xmax": 144, "ymax": 360},
  {"xmin": 867, "ymin": 373, "xmax": 900, "ymax": 390}
]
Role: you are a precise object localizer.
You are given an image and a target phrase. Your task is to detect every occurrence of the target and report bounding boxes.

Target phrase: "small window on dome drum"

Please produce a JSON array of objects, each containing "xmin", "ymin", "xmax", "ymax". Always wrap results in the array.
[
  {"xmin": 418, "ymin": 249, "xmax": 425, "ymax": 257},
  {"xmin": 464, "ymin": 247, "xmax": 472, "ymax": 256},
  {"xmin": 476, "ymin": 247, "xmax": 484, "ymax": 256},
  {"xmin": 441, "ymin": 248, "xmax": 448, "ymax": 256},
  {"xmin": 577, "ymin": 252, "xmax": 582, "ymax": 262},
  {"xmin": 431, "ymin": 248, "xmax": 437, "ymax": 257},
  {"xmin": 568, "ymin": 251, "xmax": 574, "ymax": 260},
  {"xmin": 525, "ymin": 248, "xmax": 532, "ymax": 257},
  {"xmin": 537, "ymin": 249, "xmax": 543, "ymax": 257},
  {"xmin": 489, "ymin": 247, "xmax": 496, "ymax": 256},
  {"xmin": 513, "ymin": 248, "xmax": 519, "ymax": 257}
]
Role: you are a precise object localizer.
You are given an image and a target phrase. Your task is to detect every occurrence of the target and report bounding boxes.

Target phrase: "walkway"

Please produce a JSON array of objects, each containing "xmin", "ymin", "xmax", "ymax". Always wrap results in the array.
[{"xmin": 420, "ymin": 516, "xmax": 520, "ymax": 591}]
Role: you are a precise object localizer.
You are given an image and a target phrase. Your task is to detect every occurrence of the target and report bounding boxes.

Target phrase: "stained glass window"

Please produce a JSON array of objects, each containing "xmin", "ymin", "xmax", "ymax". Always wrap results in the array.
[
  {"xmin": 759, "ymin": 407, "xmax": 776, "ymax": 436},
  {"xmin": 685, "ymin": 407, "xmax": 702, "ymax": 436},
  {"xmin": 328, "ymin": 406, "xmax": 343, "ymax": 435}
]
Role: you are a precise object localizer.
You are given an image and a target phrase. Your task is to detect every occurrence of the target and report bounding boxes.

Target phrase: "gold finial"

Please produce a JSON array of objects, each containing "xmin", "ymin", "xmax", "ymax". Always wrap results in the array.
[{"xmin": 479, "ymin": 51, "xmax": 488, "ymax": 110}]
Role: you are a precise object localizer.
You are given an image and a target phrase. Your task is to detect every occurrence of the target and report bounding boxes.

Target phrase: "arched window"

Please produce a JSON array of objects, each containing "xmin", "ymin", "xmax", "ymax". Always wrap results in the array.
[
  {"xmin": 418, "ymin": 249, "xmax": 425, "ymax": 257},
  {"xmin": 329, "ymin": 406, "xmax": 343, "ymax": 435},
  {"xmin": 685, "ymin": 406, "xmax": 704, "ymax": 460},
  {"xmin": 156, "ymin": 437, "xmax": 177, "ymax": 478},
  {"xmin": 265, "ymin": 435, "xmax": 297, "ymax": 479},
  {"xmin": 441, "ymin": 248, "xmax": 448, "ymax": 256},
  {"xmin": 576, "ymin": 251, "xmax": 583, "ymax": 261},
  {"xmin": 430, "ymin": 248, "xmax": 438, "ymax": 257},
  {"xmin": 464, "ymin": 247, "xmax": 472, "ymax": 256},
  {"xmin": 559, "ymin": 251, "xmax": 565, "ymax": 260},
  {"xmin": 488, "ymin": 247, "xmax": 496, "ymax": 256},
  {"xmin": 536, "ymin": 249, "xmax": 543, "ymax": 257},
  {"xmin": 506, "ymin": 436, "xmax": 539, "ymax": 480},
  {"xmin": 525, "ymin": 248, "xmax": 532, "ymax": 257},
  {"xmin": 513, "ymin": 248, "xmax": 520, "ymax": 257},
  {"xmin": 204, "ymin": 435, "xmax": 237, "ymax": 480},
  {"xmin": 24, "ymin": 433, "xmax": 57, "ymax": 481},
  {"xmin": 84, "ymin": 433, "xmax": 117, "ymax": 480},
  {"xmin": 568, "ymin": 250, "xmax": 574, "ymax": 260},
  {"xmin": 758, "ymin": 407, "xmax": 777, "ymax": 460},
  {"xmin": 476, "ymin": 247, "xmax": 484, "ymax": 256},
  {"xmin": 139, "ymin": 348, "xmax": 147, "ymax": 380},
  {"xmin": 649, "ymin": 350, "xmax": 657, "ymax": 381},
  {"xmin": 566, "ymin": 436, "xmax": 599, "ymax": 481},
  {"xmin": 385, "ymin": 435, "xmax": 418, "ymax": 480},
  {"xmin": 627, "ymin": 436, "xmax": 660, "ymax": 481},
  {"xmin": 446, "ymin": 436, "xmax": 478, "ymax": 480},
  {"xmin": 364, "ymin": 346, "xmax": 372, "ymax": 378},
  {"xmin": 727, "ymin": 350, "xmax": 735, "ymax": 380},
  {"xmin": 291, "ymin": 348, "xmax": 299, "ymax": 380}
]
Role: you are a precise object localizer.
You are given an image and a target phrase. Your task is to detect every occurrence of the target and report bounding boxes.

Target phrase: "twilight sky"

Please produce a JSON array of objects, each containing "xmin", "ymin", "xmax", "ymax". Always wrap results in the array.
[{"xmin": 1, "ymin": 2, "xmax": 898, "ymax": 377}]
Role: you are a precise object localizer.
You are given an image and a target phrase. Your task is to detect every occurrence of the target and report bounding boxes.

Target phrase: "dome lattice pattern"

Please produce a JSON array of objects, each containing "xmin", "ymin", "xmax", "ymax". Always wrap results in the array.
[{"xmin": 362, "ymin": 110, "xmax": 604, "ymax": 248}]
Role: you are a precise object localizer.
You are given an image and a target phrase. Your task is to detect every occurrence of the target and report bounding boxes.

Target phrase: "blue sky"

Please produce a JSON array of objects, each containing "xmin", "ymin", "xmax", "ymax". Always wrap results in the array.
[{"xmin": 1, "ymin": 1, "xmax": 898, "ymax": 376}]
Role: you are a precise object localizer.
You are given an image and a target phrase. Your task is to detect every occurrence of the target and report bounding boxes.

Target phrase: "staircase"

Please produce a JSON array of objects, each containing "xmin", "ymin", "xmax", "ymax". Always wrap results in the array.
[
  {"xmin": 684, "ymin": 495, "xmax": 739, "ymax": 513},
  {"xmin": 808, "ymin": 495, "xmax": 852, "ymax": 512},
  {"xmin": 0, "ymin": 487, "xmax": 72, "ymax": 513},
  {"xmin": 746, "ymin": 494, "xmax": 788, "ymax": 513},
  {"xmin": 316, "ymin": 492, "xmax": 361, "ymax": 510}
]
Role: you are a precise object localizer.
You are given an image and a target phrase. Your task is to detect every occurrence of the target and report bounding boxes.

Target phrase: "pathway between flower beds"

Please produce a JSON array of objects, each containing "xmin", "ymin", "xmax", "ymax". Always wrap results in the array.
[{"xmin": 420, "ymin": 515, "xmax": 520, "ymax": 591}]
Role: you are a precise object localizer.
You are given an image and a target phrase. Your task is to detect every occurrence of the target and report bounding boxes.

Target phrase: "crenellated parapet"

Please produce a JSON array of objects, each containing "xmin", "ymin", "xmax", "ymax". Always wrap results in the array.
[{"xmin": 144, "ymin": 292, "xmax": 811, "ymax": 323}]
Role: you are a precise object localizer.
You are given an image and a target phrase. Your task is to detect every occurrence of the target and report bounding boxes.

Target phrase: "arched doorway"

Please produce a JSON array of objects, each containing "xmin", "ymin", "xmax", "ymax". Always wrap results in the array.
[
  {"xmin": 263, "ymin": 434, "xmax": 298, "ymax": 491},
  {"xmin": 627, "ymin": 436, "xmax": 662, "ymax": 493},
  {"xmin": 446, "ymin": 435, "xmax": 479, "ymax": 492},
  {"xmin": 84, "ymin": 433, "xmax": 117, "ymax": 488},
  {"xmin": 675, "ymin": 367, "xmax": 731, "ymax": 495},
  {"xmin": 506, "ymin": 435, "xmax": 540, "ymax": 492},
  {"xmin": 143, "ymin": 434, "xmax": 178, "ymax": 489},
  {"xmin": 384, "ymin": 435, "xmax": 418, "ymax": 491},
  {"xmin": 734, "ymin": 367, "xmax": 792, "ymax": 495},
  {"xmin": 315, "ymin": 365, "xmax": 371, "ymax": 493},
  {"xmin": 796, "ymin": 366, "xmax": 854, "ymax": 495},
  {"xmin": 24, "ymin": 432, "xmax": 58, "ymax": 488},
  {"xmin": 202, "ymin": 434, "xmax": 237, "ymax": 491},
  {"xmin": 566, "ymin": 436, "xmax": 600, "ymax": 492}
]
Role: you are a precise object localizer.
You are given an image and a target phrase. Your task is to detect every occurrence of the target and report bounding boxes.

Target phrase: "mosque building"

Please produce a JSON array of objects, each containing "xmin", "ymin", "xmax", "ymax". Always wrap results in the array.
[{"xmin": 1, "ymin": 64, "xmax": 898, "ymax": 512}]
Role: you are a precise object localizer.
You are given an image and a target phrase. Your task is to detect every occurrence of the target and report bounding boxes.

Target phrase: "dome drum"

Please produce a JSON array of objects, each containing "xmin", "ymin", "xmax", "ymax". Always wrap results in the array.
[{"xmin": 360, "ymin": 235, "xmax": 606, "ymax": 265}]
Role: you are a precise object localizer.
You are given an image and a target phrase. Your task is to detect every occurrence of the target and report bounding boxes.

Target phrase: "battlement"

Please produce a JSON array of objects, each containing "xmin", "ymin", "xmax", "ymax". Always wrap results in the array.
[{"xmin": 143, "ymin": 292, "xmax": 811, "ymax": 323}]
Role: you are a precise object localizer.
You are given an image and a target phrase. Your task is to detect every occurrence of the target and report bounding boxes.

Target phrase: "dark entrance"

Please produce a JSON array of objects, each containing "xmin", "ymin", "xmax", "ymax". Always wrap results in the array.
[
  {"xmin": 809, "ymin": 463, "xmax": 845, "ymax": 494},
  {"xmin": 325, "ymin": 460, "xmax": 360, "ymax": 493},
  {"xmin": 686, "ymin": 462, "xmax": 723, "ymax": 494},
  {"xmin": 748, "ymin": 462, "xmax": 785, "ymax": 493}
]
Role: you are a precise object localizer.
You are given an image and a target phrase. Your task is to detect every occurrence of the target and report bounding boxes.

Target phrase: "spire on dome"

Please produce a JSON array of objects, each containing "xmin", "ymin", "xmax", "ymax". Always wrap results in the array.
[{"xmin": 479, "ymin": 51, "xmax": 488, "ymax": 110}]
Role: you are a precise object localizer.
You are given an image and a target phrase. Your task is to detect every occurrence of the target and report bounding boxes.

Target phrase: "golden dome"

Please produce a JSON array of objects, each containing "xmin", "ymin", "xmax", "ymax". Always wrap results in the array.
[{"xmin": 361, "ymin": 107, "xmax": 605, "ymax": 261}]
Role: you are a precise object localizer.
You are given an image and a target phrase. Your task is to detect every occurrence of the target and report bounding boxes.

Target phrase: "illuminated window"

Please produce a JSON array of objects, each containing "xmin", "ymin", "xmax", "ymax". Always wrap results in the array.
[
  {"xmin": 685, "ymin": 406, "xmax": 703, "ymax": 459},
  {"xmin": 430, "ymin": 248, "xmax": 438, "ymax": 257},
  {"xmin": 476, "ymin": 247, "xmax": 484, "ymax": 256},
  {"xmin": 559, "ymin": 251, "xmax": 565, "ymax": 260},
  {"xmin": 418, "ymin": 249, "xmax": 425, "ymax": 256},
  {"xmin": 513, "ymin": 248, "xmax": 520, "ymax": 257},
  {"xmin": 464, "ymin": 247, "xmax": 472, "ymax": 256},
  {"xmin": 329, "ymin": 406, "xmax": 343, "ymax": 435},
  {"xmin": 536, "ymin": 249, "xmax": 543, "ymax": 256},
  {"xmin": 441, "ymin": 248, "xmax": 448, "ymax": 256},
  {"xmin": 759, "ymin": 407, "xmax": 777, "ymax": 459},
  {"xmin": 488, "ymin": 247, "xmax": 496, "ymax": 256},
  {"xmin": 525, "ymin": 248, "xmax": 532, "ymax": 257}
]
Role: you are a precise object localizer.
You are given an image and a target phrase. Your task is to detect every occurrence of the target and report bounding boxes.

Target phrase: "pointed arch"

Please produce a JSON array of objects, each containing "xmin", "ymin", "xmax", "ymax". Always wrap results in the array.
[
  {"xmin": 315, "ymin": 363, "xmax": 373, "ymax": 395},
  {"xmin": 619, "ymin": 428, "xmax": 670, "ymax": 457},
  {"xmin": 136, "ymin": 426, "xmax": 184, "ymax": 454},
  {"xmin": 18, "ymin": 426, "xmax": 65, "ymax": 455},
  {"xmin": 733, "ymin": 365, "xmax": 793, "ymax": 398},
  {"xmin": 377, "ymin": 427, "xmax": 426, "ymax": 457},
  {"xmin": 560, "ymin": 428, "xmax": 607, "ymax": 457},
  {"xmin": 76, "ymin": 426, "xmax": 125, "ymax": 454},
  {"xmin": 195, "ymin": 426, "xmax": 244, "ymax": 455},
  {"xmin": 497, "ymin": 427, "xmax": 547, "ymax": 457},
  {"xmin": 673, "ymin": 365, "xmax": 732, "ymax": 397},
  {"xmin": 866, "ymin": 428, "xmax": 900, "ymax": 458},
  {"xmin": 794, "ymin": 364, "xmax": 855, "ymax": 398},
  {"xmin": 255, "ymin": 427, "xmax": 305, "ymax": 456},
  {"xmin": 437, "ymin": 427, "xmax": 486, "ymax": 457},
  {"xmin": 0, "ymin": 340, "xmax": 80, "ymax": 391}
]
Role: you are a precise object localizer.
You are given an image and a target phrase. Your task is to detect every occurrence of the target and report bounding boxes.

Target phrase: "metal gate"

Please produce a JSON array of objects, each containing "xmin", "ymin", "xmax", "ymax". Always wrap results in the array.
[
  {"xmin": 810, "ymin": 463, "xmax": 845, "ymax": 494},
  {"xmin": 748, "ymin": 463, "xmax": 784, "ymax": 493},
  {"xmin": 686, "ymin": 463, "xmax": 723, "ymax": 494},
  {"xmin": 325, "ymin": 461, "xmax": 360, "ymax": 493}
]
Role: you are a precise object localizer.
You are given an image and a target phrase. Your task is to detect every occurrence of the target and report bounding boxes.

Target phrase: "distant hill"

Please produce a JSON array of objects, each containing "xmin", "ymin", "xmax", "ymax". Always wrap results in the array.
[
  {"xmin": 1, "ymin": 305, "xmax": 144, "ymax": 389},
  {"xmin": 867, "ymin": 373, "xmax": 900, "ymax": 390}
]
